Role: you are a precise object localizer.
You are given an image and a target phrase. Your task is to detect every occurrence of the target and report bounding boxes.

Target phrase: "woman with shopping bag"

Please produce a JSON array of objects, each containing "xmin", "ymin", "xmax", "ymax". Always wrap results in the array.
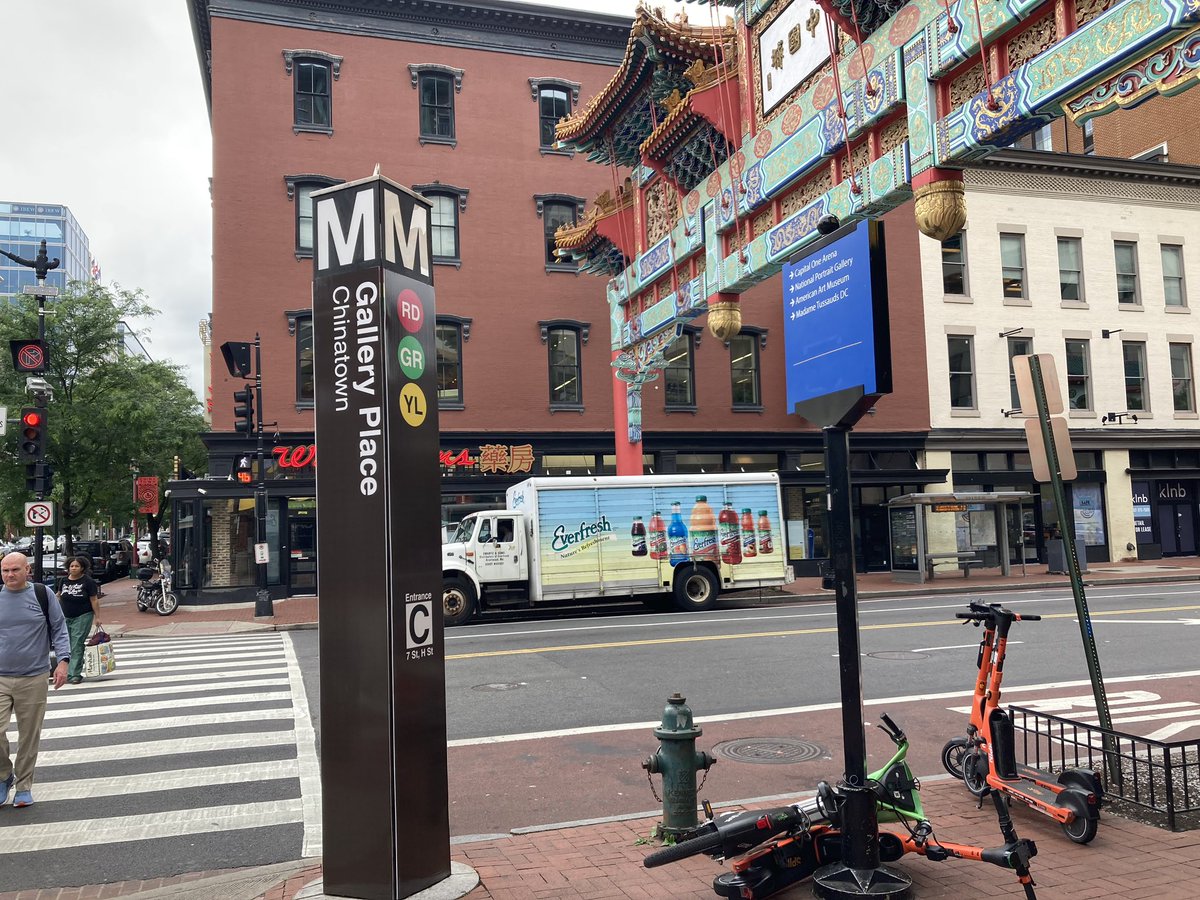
[{"xmin": 57, "ymin": 556, "xmax": 100, "ymax": 685}]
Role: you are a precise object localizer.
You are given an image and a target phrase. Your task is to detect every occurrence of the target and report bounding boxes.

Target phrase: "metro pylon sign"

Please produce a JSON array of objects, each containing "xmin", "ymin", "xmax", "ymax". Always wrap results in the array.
[{"xmin": 312, "ymin": 173, "xmax": 449, "ymax": 899}]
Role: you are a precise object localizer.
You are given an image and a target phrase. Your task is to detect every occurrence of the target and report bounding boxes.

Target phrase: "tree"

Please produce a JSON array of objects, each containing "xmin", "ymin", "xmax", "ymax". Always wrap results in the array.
[{"xmin": 0, "ymin": 280, "xmax": 206, "ymax": 544}]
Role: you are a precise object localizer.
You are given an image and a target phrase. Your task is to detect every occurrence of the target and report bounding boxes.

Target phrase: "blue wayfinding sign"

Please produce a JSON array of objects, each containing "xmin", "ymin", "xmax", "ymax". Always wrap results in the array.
[{"xmin": 782, "ymin": 219, "xmax": 891, "ymax": 423}]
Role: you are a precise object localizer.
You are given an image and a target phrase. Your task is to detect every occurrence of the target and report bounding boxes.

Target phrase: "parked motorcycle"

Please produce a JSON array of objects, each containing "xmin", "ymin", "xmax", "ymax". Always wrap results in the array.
[{"xmin": 136, "ymin": 559, "xmax": 179, "ymax": 616}]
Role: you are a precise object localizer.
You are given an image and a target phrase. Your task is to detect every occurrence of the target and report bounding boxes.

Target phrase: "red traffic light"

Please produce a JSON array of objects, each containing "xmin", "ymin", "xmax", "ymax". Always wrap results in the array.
[{"xmin": 21, "ymin": 410, "xmax": 44, "ymax": 428}]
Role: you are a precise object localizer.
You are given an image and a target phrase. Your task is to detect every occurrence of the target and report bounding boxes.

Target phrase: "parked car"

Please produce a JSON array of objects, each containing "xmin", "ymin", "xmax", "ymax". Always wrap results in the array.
[
  {"xmin": 14, "ymin": 536, "xmax": 56, "ymax": 555},
  {"xmin": 66, "ymin": 540, "xmax": 133, "ymax": 584}
]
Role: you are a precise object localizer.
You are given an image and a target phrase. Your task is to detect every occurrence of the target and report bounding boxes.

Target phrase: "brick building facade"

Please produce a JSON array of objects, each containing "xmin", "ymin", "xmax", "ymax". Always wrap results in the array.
[{"xmin": 178, "ymin": 0, "xmax": 963, "ymax": 604}]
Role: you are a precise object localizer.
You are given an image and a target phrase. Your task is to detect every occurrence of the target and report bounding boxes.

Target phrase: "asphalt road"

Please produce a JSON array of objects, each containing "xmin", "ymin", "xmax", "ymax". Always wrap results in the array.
[{"xmin": 442, "ymin": 581, "xmax": 1200, "ymax": 741}]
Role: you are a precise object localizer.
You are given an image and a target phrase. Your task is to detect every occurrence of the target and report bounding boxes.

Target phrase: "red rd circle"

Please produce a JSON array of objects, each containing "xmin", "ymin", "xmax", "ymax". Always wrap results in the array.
[
  {"xmin": 396, "ymin": 289, "xmax": 424, "ymax": 334},
  {"xmin": 18, "ymin": 345, "xmax": 44, "ymax": 370}
]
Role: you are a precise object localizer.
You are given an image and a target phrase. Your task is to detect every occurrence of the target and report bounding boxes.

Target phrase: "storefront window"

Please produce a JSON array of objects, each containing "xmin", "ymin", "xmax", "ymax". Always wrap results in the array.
[
  {"xmin": 731, "ymin": 453, "xmax": 777, "ymax": 472},
  {"xmin": 540, "ymin": 454, "xmax": 596, "ymax": 475},
  {"xmin": 676, "ymin": 453, "xmax": 722, "ymax": 473},
  {"xmin": 1072, "ymin": 483, "xmax": 1106, "ymax": 546},
  {"xmin": 202, "ymin": 498, "xmax": 258, "ymax": 588},
  {"xmin": 175, "ymin": 501, "xmax": 197, "ymax": 589},
  {"xmin": 784, "ymin": 485, "xmax": 827, "ymax": 561}
]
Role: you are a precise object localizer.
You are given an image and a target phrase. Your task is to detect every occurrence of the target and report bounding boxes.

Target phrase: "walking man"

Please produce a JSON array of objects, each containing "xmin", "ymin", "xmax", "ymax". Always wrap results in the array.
[{"xmin": 0, "ymin": 551, "xmax": 69, "ymax": 808}]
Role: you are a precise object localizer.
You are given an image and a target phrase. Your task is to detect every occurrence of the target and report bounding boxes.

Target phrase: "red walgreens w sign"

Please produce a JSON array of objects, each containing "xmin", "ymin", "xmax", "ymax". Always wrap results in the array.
[{"xmin": 135, "ymin": 476, "xmax": 159, "ymax": 514}]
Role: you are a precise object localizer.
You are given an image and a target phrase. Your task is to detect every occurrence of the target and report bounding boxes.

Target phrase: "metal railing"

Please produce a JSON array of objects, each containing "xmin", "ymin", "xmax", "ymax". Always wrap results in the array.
[{"xmin": 1010, "ymin": 705, "xmax": 1200, "ymax": 831}]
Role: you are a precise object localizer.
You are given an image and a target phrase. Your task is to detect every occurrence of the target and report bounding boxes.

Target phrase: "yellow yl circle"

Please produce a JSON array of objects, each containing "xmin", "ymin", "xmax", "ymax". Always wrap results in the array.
[{"xmin": 399, "ymin": 383, "xmax": 427, "ymax": 427}]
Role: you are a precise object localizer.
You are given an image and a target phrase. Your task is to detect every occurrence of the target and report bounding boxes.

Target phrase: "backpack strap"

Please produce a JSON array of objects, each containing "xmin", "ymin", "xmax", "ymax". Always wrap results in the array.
[{"xmin": 34, "ymin": 582, "xmax": 51, "ymax": 651}]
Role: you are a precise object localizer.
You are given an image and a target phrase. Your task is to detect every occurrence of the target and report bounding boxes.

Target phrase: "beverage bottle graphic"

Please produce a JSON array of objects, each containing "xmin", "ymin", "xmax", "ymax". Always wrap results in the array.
[
  {"xmin": 690, "ymin": 496, "xmax": 719, "ymax": 561},
  {"xmin": 631, "ymin": 516, "xmax": 647, "ymax": 556},
  {"xmin": 668, "ymin": 502, "xmax": 689, "ymax": 565},
  {"xmin": 718, "ymin": 502, "xmax": 742, "ymax": 565},
  {"xmin": 757, "ymin": 510, "xmax": 775, "ymax": 554},
  {"xmin": 648, "ymin": 511, "xmax": 668, "ymax": 560},
  {"xmin": 740, "ymin": 508, "xmax": 757, "ymax": 558}
]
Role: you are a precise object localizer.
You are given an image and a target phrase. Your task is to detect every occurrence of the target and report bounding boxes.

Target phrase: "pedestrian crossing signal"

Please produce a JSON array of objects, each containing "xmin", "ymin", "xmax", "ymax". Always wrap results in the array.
[{"xmin": 236, "ymin": 455, "xmax": 253, "ymax": 484}]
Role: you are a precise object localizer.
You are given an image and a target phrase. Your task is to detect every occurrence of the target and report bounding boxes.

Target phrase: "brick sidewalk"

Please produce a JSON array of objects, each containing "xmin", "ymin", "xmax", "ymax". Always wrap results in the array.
[{"xmin": 257, "ymin": 778, "xmax": 1200, "ymax": 900}]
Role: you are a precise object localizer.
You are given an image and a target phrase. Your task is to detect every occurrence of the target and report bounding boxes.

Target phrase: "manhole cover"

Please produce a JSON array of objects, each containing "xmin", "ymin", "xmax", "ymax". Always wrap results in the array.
[
  {"xmin": 867, "ymin": 651, "xmax": 929, "ymax": 660},
  {"xmin": 471, "ymin": 682, "xmax": 526, "ymax": 692},
  {"xmin": 712, "ymin": 737, "xmax": 827, "ymax": 764}
]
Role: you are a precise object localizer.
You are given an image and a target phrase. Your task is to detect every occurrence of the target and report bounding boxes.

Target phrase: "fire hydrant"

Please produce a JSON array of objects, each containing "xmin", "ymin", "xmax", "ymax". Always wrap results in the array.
[{"xmin": 642, "ymin": 692, "xmax": 715, "ymax": 836}]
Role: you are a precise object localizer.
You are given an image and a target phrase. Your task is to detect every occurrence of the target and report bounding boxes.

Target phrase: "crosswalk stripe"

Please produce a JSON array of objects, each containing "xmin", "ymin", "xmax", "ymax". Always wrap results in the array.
[
  {"xmin": 99, "ymin": 657, "xmax": 283, "ymax": 672},
  {"xmin": 46, "ymin": 677, "xmax": 291, "ymax": 704},
  {"xmin": 38, "ymin": 707, "xmax": 295, "ymax": 740},
  {"xmin": 35, "ymin": 691, "xmax": 292, "ymax": 720},
  {"xmin": 31, "ymin": 760, "xmax": 299, "ymax": 801},
  {"xmin": 36, "ymin": 726, "xmax": 297, "ymax": 764},
  {"xmin": 112, "ymin": 636, "xmax": 285, "ymax": 648},
  {"xmin": 0, "ymin": 799, "xmax": 306, "ymax": 852}
]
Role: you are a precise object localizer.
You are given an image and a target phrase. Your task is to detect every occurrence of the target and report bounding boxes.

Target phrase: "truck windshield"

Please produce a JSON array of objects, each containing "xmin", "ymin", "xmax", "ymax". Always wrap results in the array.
[{"xmin": 450, "ymin": 519, "xmax": 475, "ymax": 543}]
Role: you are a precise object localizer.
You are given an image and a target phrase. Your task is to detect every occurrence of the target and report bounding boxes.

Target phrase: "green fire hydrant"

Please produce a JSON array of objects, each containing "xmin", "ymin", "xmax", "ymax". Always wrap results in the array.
[{"xmin": 642, "ymin": 692, "xmax": 715, "ymax": 837}]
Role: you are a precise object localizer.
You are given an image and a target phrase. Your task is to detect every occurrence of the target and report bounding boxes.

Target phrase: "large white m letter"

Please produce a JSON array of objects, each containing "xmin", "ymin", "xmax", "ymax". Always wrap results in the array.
[
  {"xmin": 383, "ymin": 190, "xmax": 430, "ymax": 277},
  {"xmin": 316, "ymin": 189, "xmax": 376, "ymax": 270}
]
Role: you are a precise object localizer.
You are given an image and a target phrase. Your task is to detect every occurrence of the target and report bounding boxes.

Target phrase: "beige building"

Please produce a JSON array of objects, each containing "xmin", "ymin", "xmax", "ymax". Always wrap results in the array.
[{"xmin": 917, "ymin": 150, "xmax": 1200, "ymax": 565}]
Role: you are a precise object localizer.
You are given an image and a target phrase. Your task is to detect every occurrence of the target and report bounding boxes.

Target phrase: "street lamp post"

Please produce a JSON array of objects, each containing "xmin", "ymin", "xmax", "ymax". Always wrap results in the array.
[
  {"xmin": 252, "ymin": 334, "xmax": 271, "ymax": 618},
  {"xmin": 1, "ymin": 240, "xmax": 59, "ymax": 584}
]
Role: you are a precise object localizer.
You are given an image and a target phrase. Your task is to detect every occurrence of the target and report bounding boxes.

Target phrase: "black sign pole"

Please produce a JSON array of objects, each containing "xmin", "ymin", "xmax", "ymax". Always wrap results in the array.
[
  {"xmin": 785, "ymin": 218, "xmax": 906, "ymax": 899},
  {"xmin": 1, "ymin": 240, "xmax": 58, "ymax": 584},
  {"xmin": 313, "ymin": 174, "xmax": 449, "ymax": 899},
  {"xmin": 253, "ymin": 334, "xmax": 272, "ymax": 617}
]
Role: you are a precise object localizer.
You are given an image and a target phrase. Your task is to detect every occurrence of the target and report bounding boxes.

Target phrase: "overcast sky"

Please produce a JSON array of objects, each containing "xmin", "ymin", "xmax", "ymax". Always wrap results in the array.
[{"xmin": 0, "ymin": 1, "xmax": 698, "ymax": 400}]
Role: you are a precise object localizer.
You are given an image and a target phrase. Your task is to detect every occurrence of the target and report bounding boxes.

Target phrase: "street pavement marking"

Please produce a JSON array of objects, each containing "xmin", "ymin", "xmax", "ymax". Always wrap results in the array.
[
  {"xmin": 31, "ymin": 760, "xmax": 299, "ymax": 801},
  {"xmin": 0, "ymin": 632, "xmax": 314, "ymax": 871},
  {"xmin": 36, "ymin": 727, "xmax": 297, "ymax": 764},
  {"xmin": 46, "ymin": 676, "xmax": 290, "ymax": 704},
  {"xmin": 912, "ymin": 642, "xmax": 1020, "ymax": 652},
  {"xmin": 35, "ymin": 691, "xmax": 291, "ymax": 720},
  {"xmin": 37, "ymin": 707, "xmax": 295, "ymax": 740},
  {"xmin": 448, "ymin": 669, "xmax": 1200, "ymax": 746},
  {"xmin": 446, "ymin": 603, "xmax": 1200, "ymax": 659},
  {"xmin": 0, "ymin": 799, "xmax": 305, "ymax": 853},
  {"xmin": 283, "ymin": 632, "xmax": 323, "ymax": 859}
]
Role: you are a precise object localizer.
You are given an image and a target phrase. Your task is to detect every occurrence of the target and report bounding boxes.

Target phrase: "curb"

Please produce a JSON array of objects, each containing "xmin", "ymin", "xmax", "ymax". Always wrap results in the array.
[{"xmin": 104, "ymin": 859, "xmax": 318, "ymax": 899}]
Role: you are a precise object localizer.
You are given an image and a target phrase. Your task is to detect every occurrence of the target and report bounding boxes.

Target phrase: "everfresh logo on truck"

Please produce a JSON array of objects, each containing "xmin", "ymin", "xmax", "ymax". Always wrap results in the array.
[{"xmin": 551, "ymin": 516, "xmax": 612, "ymax": 555}]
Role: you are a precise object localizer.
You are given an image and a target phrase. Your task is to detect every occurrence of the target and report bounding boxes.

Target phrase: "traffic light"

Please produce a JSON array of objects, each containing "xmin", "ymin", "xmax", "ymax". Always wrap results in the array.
[
  {"xmin": 25, "ymin": 462, "xmax": 52, "ymax": 495},
  {"xmin": 19, "ymin": 407, "xmax": 47, "ymax": 461},
  {"xmin": 236, "ymin": 455, "xmax": 253, "ymax": 484},
  {"xmin": 233, "ymin": 387, "xmax": 255, "ymax": 434}
]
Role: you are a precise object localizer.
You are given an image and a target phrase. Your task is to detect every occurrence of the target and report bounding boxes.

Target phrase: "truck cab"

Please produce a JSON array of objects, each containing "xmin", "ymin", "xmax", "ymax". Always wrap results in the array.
[{"xmin": 442, "ymin": 511, "xmax": 529, "ymax": 625}]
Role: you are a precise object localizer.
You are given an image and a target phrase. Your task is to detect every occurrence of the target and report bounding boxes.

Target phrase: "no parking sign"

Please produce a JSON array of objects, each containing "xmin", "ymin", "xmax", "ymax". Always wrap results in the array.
[{"xmin": 24, "ymin": 501, "xmax": 54, "ymax": 528}]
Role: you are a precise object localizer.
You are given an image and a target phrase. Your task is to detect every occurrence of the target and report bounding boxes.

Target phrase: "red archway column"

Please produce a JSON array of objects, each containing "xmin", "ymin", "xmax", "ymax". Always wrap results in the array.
[{"xmin": 612, "ymin": 350, "xmax": 644, "ymax": 475}]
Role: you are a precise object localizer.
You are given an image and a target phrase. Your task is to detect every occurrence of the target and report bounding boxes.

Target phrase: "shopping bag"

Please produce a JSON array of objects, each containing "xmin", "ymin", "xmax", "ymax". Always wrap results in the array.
[{"xmin": 83, "ymin": 641, "xmax": 116, "ymax": 678}]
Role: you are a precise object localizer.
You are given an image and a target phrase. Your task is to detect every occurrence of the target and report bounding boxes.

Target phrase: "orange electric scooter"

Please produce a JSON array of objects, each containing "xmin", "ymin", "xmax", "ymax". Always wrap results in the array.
[{"xmin": 942, "ymin": 601, "xmax": 1103, "ymax": 843}]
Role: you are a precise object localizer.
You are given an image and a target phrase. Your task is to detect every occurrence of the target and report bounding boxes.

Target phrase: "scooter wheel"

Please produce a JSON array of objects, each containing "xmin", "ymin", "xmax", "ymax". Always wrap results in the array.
[
  {"xmin": 941, "ymin": 737, "xmax": 970, "ymax": 780},
  {"xmin": 1062, "ymin": 814, "xmax": 1098, "ymax": 844},
  {"xmin": 962, "ymin": 749, "xmax": 990, "ymax": 798}
]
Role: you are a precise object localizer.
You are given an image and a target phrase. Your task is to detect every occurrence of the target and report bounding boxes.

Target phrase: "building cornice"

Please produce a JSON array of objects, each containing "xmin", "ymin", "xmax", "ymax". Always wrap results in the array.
[
  {"xmin": 972, "ymin": 149, "xmax": 1200, "ymax": 189},
  {"xmin": 188, "ymin": 0, "xmax": 632, "ymax": 115}
]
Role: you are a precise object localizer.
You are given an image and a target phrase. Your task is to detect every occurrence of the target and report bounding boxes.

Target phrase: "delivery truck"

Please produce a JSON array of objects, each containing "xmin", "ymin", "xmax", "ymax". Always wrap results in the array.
[{"xmin": 441, "ymin": 473, "xmax": 794, "ymax": 625}]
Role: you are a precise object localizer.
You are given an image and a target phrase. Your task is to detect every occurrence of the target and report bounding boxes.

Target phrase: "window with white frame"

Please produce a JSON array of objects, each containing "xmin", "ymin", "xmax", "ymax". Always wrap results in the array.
[
  {"xmin": 545, "ymin": 324, "xmax": 583, "ymax": 407},
  {"xmin": 1123, "ymin": 341, "xmax": 1148, "ymax": 411},
  {"xmin": 947, "ymin": 335, "xmax": 975, "ymax": 409},
  {"xmin": 1057, "ymin": 237, "xmax": 1084, "ymax": 302},
  {"xmin": 941, "ymin": 232, "xmax": 968, "ymax": 295},
  {"xmin": 1000, "ymin": 233, "xmax": 1026, "ymax": 300},
  {"xmin": 1162, "ymin": 244, "xmax": 1187, "ymax": 307},
  {"xmin": 1007, "ymin": 336, "xmax": 1032, "ymax": 410},
  {"xmin": 1065, "ymin": 339, "xmax": 1092, "ymax": 411},
  {"xmin": 1114, "ymin": 241, "xmax": 1140, "ymax": 304},
  {"xmin": 1171, "ymin": 343, "xmax": 1196, "ymax": 412}
]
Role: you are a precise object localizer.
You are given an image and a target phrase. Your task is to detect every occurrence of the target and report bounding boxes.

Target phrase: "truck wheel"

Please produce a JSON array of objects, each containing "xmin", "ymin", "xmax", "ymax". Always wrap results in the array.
[
  {"xmin": 443, "ymin": 576, "xmax": 477, "ymax": 627},
  {"xmin": 673, "ymin": 566, "xmax": 719, "ymax": 612}
]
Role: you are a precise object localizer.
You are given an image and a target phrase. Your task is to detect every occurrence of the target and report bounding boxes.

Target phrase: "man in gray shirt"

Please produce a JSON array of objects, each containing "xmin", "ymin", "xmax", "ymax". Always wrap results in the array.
[{"xmin": 0, "ymin": 550, "xmax": 69, "ymax": 808}]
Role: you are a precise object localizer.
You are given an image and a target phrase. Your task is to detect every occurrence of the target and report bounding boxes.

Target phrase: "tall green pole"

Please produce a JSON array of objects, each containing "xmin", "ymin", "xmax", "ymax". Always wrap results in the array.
[{"xmin": 1028, "ymin": 356, "xmax": 1115, "ymax": 774}]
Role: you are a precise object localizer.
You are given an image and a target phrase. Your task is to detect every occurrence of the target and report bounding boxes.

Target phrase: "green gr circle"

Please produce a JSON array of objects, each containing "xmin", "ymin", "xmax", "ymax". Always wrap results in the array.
[{"xmin": 397, "ymin": 335, "xmax": 425, "ymax": 379}]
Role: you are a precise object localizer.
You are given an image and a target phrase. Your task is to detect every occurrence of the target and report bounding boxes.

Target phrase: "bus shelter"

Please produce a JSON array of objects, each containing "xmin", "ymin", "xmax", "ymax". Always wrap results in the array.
[{"xmin": 886, "ymin": 492, "xmax": 1035, "ymax": 584}]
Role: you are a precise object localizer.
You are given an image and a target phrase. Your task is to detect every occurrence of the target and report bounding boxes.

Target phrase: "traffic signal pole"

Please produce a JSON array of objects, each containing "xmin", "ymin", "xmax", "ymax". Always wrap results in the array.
[
  {"xmin": 253, "ymin": 334, "xmax": 272, "ymax": 618},
  {"xmin": 1, "ymin": 240, "xmax": 59, "ymax": 585}
]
